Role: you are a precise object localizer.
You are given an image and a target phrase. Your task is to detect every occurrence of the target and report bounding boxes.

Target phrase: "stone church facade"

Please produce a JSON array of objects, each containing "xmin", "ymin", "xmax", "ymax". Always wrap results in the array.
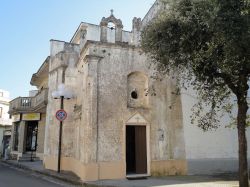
[
  {"xmin": 44, "ymin": 6, "xmax": 186, "ymax": 180},
  {"xmin": 42, "ymin": 0, "xmax": 250, "ymax": 181}
]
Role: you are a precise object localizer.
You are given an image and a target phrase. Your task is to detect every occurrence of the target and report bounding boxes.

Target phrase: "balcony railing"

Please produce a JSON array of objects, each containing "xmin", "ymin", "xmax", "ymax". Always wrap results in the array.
[{"xmin": 9, "ymin": 89, "xmax": 48, "ymax": 114}]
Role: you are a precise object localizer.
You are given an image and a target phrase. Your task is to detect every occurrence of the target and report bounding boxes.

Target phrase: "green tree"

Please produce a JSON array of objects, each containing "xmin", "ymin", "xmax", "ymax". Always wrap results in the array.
[{"xmin": 141, "ymin": 0, "xmax": 250, "ymax": 186}]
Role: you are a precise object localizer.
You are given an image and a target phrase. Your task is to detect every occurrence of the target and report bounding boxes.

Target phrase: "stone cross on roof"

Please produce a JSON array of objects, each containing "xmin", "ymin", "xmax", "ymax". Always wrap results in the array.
[{"xmin": 100, "ymin": 9, "xmax": 123, "ymax": 28}]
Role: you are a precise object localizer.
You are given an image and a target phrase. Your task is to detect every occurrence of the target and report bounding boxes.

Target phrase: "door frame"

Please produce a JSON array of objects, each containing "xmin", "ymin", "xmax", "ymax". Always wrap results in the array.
[
  {"xmin": 25, "ymin": 121, "xmax": 38, "ymax": 152},
  {"xmin": 125, "ymin": 122, "xmax": 150, "ymax": 176}
]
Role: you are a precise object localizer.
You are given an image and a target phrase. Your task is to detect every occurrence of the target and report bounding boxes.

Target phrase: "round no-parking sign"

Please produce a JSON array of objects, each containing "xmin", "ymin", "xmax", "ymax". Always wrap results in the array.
[{"xmin": 55, "ymin": 109, "xmax": 67, "ymax": 121}]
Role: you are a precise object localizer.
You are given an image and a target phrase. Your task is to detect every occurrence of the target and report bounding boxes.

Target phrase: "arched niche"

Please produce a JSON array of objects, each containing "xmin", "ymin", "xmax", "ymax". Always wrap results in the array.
[{"xmin": 127, "ymin": 71, "xmax": 148, "ymax": 108}]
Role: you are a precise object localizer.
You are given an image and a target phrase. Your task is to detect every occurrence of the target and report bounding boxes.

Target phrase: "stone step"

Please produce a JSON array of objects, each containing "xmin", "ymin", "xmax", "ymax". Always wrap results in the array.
[
  {"xmin": 18, "ymin": 156, "xmax": 40, "ymax": 162},
  {"xmin": 18, "ymin": 153, "xmax": 40, "ymax": 162},
  {"xmin": 20, "ymin": 153, "xmax": 36, "ymax": 158}
]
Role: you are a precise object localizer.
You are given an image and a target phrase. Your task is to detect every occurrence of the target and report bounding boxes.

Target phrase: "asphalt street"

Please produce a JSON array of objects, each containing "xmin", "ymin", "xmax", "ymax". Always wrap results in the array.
[
  {"xmin": 0, "ymin": 162, "xmax": 71, "ymax": 187},
  {"xmin": 0, "ymin": 161, "xmax": 241, "ymax": 187}
]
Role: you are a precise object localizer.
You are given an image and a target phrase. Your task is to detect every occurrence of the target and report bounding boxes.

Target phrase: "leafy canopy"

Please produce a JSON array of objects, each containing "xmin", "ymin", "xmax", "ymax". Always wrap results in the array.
[{"xmin": 141, "ymin": 0, "xmax": 250, "ymax": 130}]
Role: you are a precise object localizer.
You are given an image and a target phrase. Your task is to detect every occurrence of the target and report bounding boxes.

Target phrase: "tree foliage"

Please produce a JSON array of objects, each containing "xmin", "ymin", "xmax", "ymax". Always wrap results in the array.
[
  {"xmin": 141, "ymin": 0, "xmax": 250, "ymax": 131},
  {"xmin": 141, "ymin": 0, "xmax": 250, "ymax": 186}
]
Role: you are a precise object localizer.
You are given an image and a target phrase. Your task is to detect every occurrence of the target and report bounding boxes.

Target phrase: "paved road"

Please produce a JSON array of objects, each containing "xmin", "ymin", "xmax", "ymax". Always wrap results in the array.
[
  {"xmin": 89, "ymin": 176, "xmax": 239, "ymax": 187},
  {"xmin": 0, "ymin": 161, "xmax": 241, "ymax": 187},
  {"xmin": 0, "ymin": 162, "xmax": 71, "ymax": 187}
]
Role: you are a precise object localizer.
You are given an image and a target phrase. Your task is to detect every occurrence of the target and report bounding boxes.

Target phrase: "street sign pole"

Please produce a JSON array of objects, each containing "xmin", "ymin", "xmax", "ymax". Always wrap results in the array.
[
  {"xmin": 52, "ymin": 83, "xmax": 72, "ymax": 174},
  {"xmin": 57, "ymin": 96, "xmax": 64, "ymax": 173}
]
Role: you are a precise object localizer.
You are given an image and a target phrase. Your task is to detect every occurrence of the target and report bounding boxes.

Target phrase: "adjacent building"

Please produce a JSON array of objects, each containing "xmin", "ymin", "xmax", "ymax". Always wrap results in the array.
[
  {"xmin": 9, "ymin": 58, "xmax": 49, "ymax": 161},
  {"xmin": 0, "ymin": 89, "xmax": 12, "ymax": 157}
]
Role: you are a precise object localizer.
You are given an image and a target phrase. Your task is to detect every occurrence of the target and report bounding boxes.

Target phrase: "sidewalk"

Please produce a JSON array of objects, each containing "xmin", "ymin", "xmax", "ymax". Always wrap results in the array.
[
  {"xmin": 0, "ymin": 159, "xmax": 241, "ymax": 187},
  {"xmin": 0, "ymin": 159, "xmax": 84, "ymax": 186}
]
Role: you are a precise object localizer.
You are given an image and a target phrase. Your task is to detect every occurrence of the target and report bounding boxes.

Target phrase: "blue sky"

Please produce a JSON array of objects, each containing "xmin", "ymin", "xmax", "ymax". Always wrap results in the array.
[{"xmin": 0, "ymin": 0, "xmax": 155, "ymax": 99}]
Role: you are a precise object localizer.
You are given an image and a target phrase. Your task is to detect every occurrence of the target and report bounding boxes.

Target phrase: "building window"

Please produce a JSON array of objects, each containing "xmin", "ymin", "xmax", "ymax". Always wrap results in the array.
[
  {"xmin": 13, "ymin": 122, "xmax": 20, "ymax": 151},
  {"xmin": 0, "ymin": 107, "xmax": 2, "ymax": 118}
]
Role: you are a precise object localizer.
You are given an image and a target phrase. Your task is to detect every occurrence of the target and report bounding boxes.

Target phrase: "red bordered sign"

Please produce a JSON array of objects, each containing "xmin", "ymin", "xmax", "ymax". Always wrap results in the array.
[{"xmin": 55, "ymin": 109, "xmax": 67, "ymax": 121}]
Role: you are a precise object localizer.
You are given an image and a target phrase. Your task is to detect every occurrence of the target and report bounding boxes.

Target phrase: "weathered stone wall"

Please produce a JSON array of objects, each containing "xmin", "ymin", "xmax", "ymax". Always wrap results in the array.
[
  {"xmin": 181, "ymin": 88, "xmax": 250, "ymax": 174},
  {"xmin": 43, "ymin": 8, "xmax": 186, "ymax": 179},
  {"xmin": 44, "ymin": 40, "xmax": 80, "ymax": 159},
  {"xmin": 140, "ymin": 0, "xmax": 250, "ymax": 175},
  {"xmin": 44, "ymin": 40, "xmax": 186, "ymax": 179},
  {"xmin": 141, "ymin": 0, "xmax": 163, "ymax": 28},
  {"xmin": 72, "ymin": 22, "xmax": 132, "ymax": 49},
  {"xmin": 43, "ymin": 0, "xmax": 250, "ymax": 179},
  {"xmin": 36, "ymin": 113, "xmax": 46, "ymax": 154},
  {"xmin": 77, "ymin": 41, "xmax": 186, "ymax": 163}
]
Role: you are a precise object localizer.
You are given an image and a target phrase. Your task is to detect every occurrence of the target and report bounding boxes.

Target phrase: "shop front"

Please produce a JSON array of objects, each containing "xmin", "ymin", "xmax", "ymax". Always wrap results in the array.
[{"xmin": 10, "ymin": 113, "xmax": 44, "ymax": 161}]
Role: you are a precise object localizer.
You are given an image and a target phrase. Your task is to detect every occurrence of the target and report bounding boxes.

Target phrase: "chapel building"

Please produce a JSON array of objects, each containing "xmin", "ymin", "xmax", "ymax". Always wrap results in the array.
[{"xmin": 43, "ymin": 7, "xmax": 186, "ymax": 180}]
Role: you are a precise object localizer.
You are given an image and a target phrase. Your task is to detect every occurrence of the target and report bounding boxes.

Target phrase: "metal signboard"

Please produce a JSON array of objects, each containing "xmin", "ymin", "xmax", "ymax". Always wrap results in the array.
[
  {"xmin": 55, "ymin": 110, "xmax": 67, "ymax": 122},
  {"xmin": 22, "ymin": 113, "xmax": 41, "ymax": 121}
]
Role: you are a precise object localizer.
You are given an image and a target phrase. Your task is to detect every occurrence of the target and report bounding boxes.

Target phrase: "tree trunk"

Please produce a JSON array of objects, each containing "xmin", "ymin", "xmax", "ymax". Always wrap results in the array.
[{"xmin": 237, "ymin": 95, "xmax": 249, "ymax": 187}]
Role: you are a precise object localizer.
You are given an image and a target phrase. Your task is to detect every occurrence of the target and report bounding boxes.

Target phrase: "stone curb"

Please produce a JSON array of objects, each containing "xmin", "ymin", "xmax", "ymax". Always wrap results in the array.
[{"xmin": 0, "ymin": 160, "xmax": 115, "ymax": 187}]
